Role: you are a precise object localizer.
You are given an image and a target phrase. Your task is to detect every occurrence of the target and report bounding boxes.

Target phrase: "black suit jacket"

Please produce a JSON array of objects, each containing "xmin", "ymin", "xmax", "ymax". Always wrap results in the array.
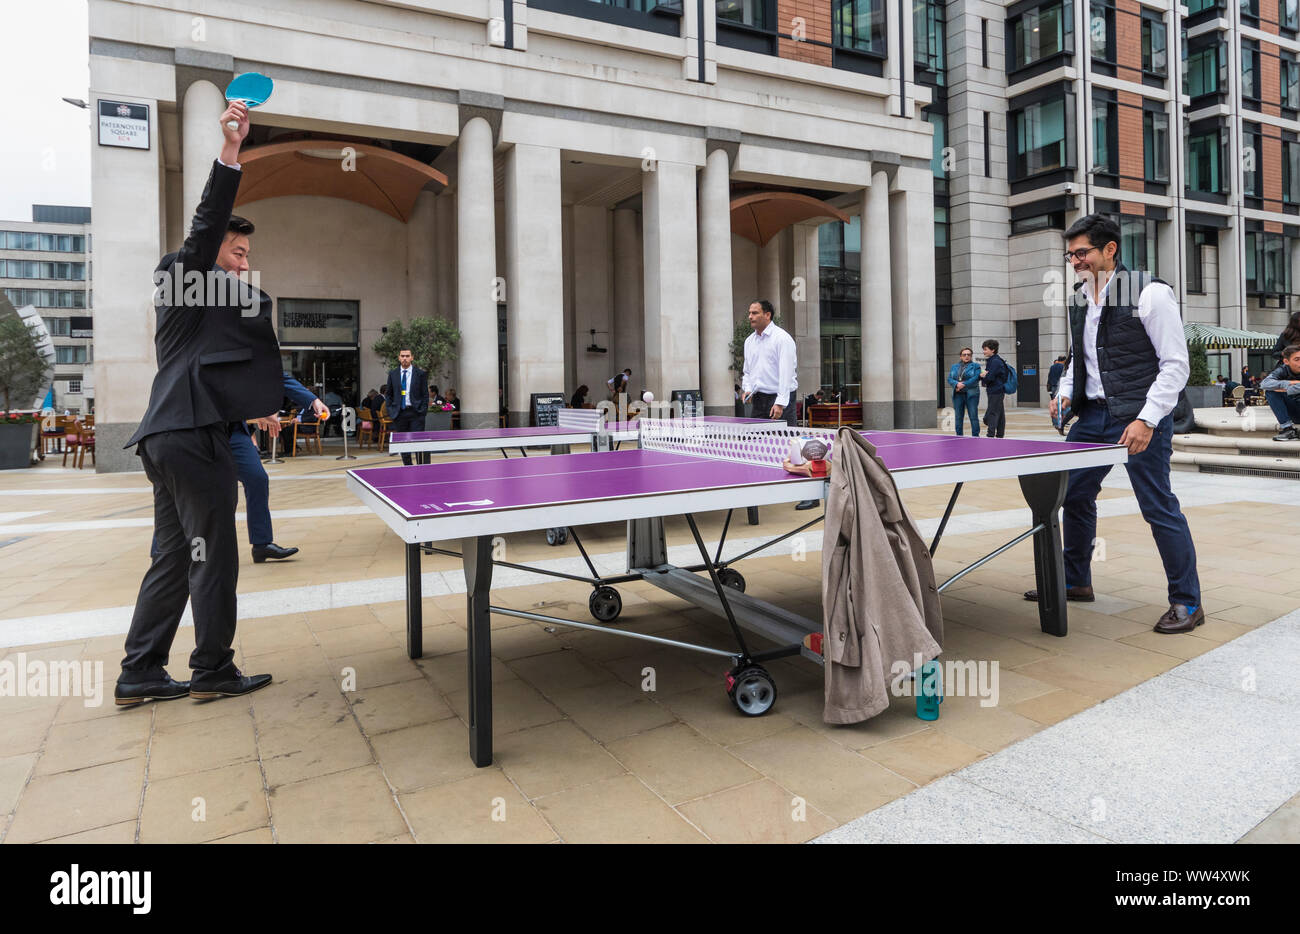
[
  {"xmin": 386, "ymin": 366, "xmax": 429, "ymax": 417},
  {"xmin": 127, "ymin": 161, "xmax": 282, "ymax": 447}
]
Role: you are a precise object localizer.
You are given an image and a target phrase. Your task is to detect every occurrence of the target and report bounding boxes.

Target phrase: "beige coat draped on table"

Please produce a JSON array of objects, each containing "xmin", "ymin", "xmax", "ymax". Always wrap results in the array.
[{"xmin": 822, "ymin": 428, "xmax": 944, "ymax": 723}]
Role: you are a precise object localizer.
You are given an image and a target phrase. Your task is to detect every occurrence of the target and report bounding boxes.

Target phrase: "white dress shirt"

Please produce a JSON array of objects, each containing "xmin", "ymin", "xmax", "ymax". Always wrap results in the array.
[
  {"xmin": 741, "ymin": 321, "xmax": 798, "ymax": 407},
  {"xmin": 1057, "ymin": 273, "xmax": 1187, "ymax": 425}
]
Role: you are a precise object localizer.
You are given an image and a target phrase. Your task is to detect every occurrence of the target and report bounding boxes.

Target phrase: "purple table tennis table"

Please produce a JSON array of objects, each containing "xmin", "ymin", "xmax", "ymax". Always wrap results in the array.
[{"xmin": 349, "ymin": 428, "xmax": 1126, "ymax": 767}]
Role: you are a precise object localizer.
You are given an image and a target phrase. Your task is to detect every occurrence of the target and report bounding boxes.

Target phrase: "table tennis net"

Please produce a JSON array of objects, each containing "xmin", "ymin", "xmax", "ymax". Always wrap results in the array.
[{"xmin": 638, "ymin": 418, "xmax": 838, "ymax": 468}]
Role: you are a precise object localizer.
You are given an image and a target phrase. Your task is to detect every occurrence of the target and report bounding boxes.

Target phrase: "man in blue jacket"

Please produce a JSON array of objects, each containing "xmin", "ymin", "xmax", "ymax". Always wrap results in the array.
[
  {"xmin": 946, "ymin": 347, "xmax": 981, "ymax": 436},
  {"xmin": 979, "ymin": 340, "xmax": 1011, "ymax": 438},
  {"xmin": 231, "ymin": 372, "xmax": 329, "ymax": 563}
]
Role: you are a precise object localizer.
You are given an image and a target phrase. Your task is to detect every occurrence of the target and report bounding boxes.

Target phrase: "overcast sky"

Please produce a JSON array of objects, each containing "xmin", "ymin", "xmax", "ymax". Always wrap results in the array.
[{"xmin": 0, "ymin": 1, "xmax": 92, "ymax": 221}]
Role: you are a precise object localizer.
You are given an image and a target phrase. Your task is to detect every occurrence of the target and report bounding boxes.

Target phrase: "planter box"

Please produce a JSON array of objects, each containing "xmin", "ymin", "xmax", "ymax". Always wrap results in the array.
[
  {"xmin": 0, "ymin": 422, "xmax": 37, "ymax": 469},
  {"xmin": 425, "ymin": 410, "xmax": 453, "ymax": 431},
  {"xmin": 1184, "ymin": 385, "xmax": 1222, "ymax": 411}
]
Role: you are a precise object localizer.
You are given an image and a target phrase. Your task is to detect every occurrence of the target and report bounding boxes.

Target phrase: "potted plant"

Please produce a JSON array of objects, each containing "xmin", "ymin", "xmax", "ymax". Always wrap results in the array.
[
  {"xmin": 0, "ymin": 312, "xmax": 52, "ymax": 469},
  {"xmin": 1183, "ymin": 340, "xmax": 1222, "ymax": 411},
  {"xmin": 373, "ymin": 316, "xmax": 461, "ymax": 429}
]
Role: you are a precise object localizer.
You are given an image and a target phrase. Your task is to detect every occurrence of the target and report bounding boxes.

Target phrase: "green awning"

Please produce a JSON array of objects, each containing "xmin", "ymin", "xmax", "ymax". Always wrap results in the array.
[{"xmin": 1184, "ymin": 322, "xmax": 1278, "ymax": 349}]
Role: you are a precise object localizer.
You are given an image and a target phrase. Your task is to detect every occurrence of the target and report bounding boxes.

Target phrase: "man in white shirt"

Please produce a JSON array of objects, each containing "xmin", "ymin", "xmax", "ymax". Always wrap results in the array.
[
  {"xmin": 742, "ymin": 299, "xmax": 817, "ymax": 509},
  {"xmin": 1025, "ymin": 214, "xmax": 1201, "ymax": 634}
]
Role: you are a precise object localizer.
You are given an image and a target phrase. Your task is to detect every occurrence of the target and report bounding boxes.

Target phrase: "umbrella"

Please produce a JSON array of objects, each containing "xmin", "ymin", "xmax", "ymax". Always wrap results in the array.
[{"xmin": 730, "ymin": 192, "xmax": 851, "ymax": 246}]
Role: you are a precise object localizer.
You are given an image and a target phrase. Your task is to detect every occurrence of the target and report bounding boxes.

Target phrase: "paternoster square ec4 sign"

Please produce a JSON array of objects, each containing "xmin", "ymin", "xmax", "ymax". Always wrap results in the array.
[{"xmin": 97, "ymin": 100, "xmax": 150, "ymax": 149}]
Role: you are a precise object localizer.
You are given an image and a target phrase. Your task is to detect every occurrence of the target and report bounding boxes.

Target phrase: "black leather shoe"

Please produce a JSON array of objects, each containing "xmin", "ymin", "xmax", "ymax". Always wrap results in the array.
[
  {"xmin": 189, "ymin": 669, "xmax": 273, "ymax": 700},
  {"xmin": 795, "ymin": 500, "xmax": 821, "ymax": 511},
  {"xmin": 1153, "ymin": 604, "xmax": 1206, "ymax": 634},
  {"xmin": 1023, "ymin": 585, "xmax": 1095, "ymax": 602},
  {"xmin": 252, "ymin": 543, "xmax": 298, "ymax": 563},
  {"xmin": 115, "ymin": 673, "xmax": 190, "ymax": 706}
]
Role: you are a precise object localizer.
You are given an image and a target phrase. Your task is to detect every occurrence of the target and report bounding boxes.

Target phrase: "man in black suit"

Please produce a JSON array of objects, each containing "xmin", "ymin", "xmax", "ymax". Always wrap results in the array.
[
  {"xmin": 385, "ymin": 349, "xmax": 429, "ymax": 466},
  {"xmin": 115, "ymin": 100, "xmax": 280, "ymax": 706}
]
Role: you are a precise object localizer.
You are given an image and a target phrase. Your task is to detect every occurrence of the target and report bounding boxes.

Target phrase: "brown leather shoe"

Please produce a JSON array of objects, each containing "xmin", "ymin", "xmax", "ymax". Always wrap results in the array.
[
  {"xmin": 1023, "ymin": 585, "xmax": 1094, "ymax": 602},
  {"xmin": 1153, "ymin": 604, "xmax": 1205, "ymax": 634}
]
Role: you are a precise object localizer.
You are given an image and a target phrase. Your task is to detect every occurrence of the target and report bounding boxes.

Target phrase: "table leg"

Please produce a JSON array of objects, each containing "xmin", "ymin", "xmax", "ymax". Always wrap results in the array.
[
  {"xmin": 1019, "ymin": 470, "xmax": 1069, "ymax": 637},
  {"xmin": 405, "ymin": 542, "xmax": 423, "ymax": 658},
  {"xmin": 464, "ymin": 535, "xmax": 494, "ymax": 767}
]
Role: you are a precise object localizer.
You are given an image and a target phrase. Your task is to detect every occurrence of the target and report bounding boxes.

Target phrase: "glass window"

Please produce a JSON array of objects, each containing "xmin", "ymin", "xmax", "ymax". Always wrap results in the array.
[
  {"xmin": 716, "ymin": 0, "xmax": 769, "ymax": 29},
  {"xmin": 1248, "ymin": 232, "xmax": 1291, "ymax": 294},
  {"xmin": 1241, "ymin": 0, "xmax": 1259, "ymax": 16},
  {"xmin": 1186, "ymin": 231, "xmax": 1206, "ymax": 294},
  {"xmin": 1186, "ymin": 0, "xmax": 1220, "ymax": 11},
  {"xmin": 1090, "ymin": 2, "xmax": 1113, "ymax": 62},
  {"xmin": 1143, "ymin": 110, "xmax": 1169, "ymax": 182},
  {"xmin": 934, "ymin": 205, "xmax": 948, "ymax": 247},
  {"xmin": 1283, "ymin": 56, "xmax": 1300, "ymax": 109},
  {"xmin": 1092, "ymin": 95, "xmax": 1113, "ymax": 173},
  {"xmin": 1142, "ymin": 16, "xmax": 1167, "ymax": 76},
  {"xmin": 1284, "ymin": 0, "xmax": 1300, "ymax": 30},
  {"xmin": 1185, "ymin": 40, "xmax": 1224, "ymax": 97},
  {"xmin": 1243, "ymin": 123, "xmax": 1262, "ymax": 197},
  {"xmin": 1187, "ymin": 129, "xmax": 1227, "ymax": 194},
  {"xmin": 1011, "ymin": 2, "xmax": 1072, "ymax": 70},
  {"xmin": 1014, "ymin": 96, "xmax": 1071, "ymax": 177},
  {"xmin": 55, "ymin": 346, "xmax": 87, "ymax": 364},
  {"xmin": 927, "ymin": 110, "xmax": 947, "ymax": 179},
  {"xmin": 833, "ymin": 0, "xmax": 887, "ymax": 54},
  {"xmin": 1242, "ymin": 42, "xmax": 1260, "ymax": 101},
  {"xmin": 1285, "ymin": 141, "xmax": 1300, "ymax": 205},
  {"xmin": 1118, "ymin": 216, "xmax": 1157, "ymax": 272},
  {"xmin": 914, "ymin": 0, "xmax": 945, "ymax": 82}
]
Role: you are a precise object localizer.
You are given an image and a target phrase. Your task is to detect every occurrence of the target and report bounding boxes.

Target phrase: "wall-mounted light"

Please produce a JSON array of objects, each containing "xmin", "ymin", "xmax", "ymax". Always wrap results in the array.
[{"xmin": 586, "ymin": 328, "xmax": 607, "ymax": 353}]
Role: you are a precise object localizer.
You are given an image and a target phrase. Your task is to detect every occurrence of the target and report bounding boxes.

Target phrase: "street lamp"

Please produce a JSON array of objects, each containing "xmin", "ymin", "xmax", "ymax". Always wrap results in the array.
[{"xmin": 61, "ymin": 97, "xmax": 87, "ymax": 109}]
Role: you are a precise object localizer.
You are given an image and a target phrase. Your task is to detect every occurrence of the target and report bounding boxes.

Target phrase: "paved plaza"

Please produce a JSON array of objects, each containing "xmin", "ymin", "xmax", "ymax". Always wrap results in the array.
[{"xmin": 1, "ymin": 409, "xmax": 1297, "ymax": 844}]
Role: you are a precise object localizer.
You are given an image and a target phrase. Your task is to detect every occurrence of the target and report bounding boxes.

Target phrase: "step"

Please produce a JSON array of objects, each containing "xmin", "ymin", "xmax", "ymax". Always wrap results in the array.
[
  {"xmin": 1171, "ymin": 450, "xmax": 1300, "ymax": 477},
  {"xmin": 1193, "ymin": 406, "xmax": 1281, "ymax": 432},
  {"xmin": 1173, "ymin": 433, "xmax": 1300, "ymax": 454}
]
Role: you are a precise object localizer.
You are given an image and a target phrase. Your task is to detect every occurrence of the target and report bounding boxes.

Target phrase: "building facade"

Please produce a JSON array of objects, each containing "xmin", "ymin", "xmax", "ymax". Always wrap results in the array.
[
  {"xmin": 0, "ymin": 206, "xmax": 93, "ymax": 413},
  {"xmin": 931, "ymin": 0, "xmax": 1300, "ymax": 412},
  {"xmin": 87, "ymin": 0, "xmax": 948, "ymax": 471}
]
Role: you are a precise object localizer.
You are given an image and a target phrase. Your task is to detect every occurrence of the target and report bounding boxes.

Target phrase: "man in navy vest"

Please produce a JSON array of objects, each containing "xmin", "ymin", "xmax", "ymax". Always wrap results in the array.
[{"xmin": 1025, "ymin": 214, "xmax": 1202, "ymax": 634}]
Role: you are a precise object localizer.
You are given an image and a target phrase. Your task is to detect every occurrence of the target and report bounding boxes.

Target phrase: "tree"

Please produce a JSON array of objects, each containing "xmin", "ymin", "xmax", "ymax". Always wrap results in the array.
[
  {"xmin": 1186, "ymin": 340, "xmax": 1212, "ymax": 387},
  {"xmin": 372, "ymin": 317, "xmax": 461, "ymax": 388},
  {"xmin": 0, "ymin": 303, "xmax": 52, "ymax": 413}
]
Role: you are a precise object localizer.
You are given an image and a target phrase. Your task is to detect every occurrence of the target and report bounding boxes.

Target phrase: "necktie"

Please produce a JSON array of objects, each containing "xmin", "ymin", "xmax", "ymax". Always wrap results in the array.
[{"xmin": 402, "ymin": 370, "xmax": 408, "ymax": 408}]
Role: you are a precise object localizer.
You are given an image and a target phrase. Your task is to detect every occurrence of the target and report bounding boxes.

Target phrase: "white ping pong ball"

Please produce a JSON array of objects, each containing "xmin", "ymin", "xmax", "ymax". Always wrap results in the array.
[{"xmin": 642, "ymin": 391, "xmax": 654, "ymax": 403}]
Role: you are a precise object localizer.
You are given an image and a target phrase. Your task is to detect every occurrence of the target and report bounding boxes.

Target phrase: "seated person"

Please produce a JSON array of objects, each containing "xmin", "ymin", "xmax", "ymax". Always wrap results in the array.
[
  {"xmin": 570, "ymin": 384, "xmax": 590, "ymax": 409},
  {"xmin": 445, "ymin": 388, "xmax": 460, "ymax": 411},
  {"xmin": 783, "ymin": 438, "xmax": 831, "ymax": 478},
  {"xmin": 1261, "ymin": 344, "xmax": 1300, "ymax": 441}
]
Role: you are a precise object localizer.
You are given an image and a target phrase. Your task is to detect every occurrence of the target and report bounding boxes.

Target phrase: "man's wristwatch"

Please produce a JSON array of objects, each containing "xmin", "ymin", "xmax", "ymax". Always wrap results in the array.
[{"xmin": 1140, "ymin": 418, "xmax": 1158, "ymax": 429}]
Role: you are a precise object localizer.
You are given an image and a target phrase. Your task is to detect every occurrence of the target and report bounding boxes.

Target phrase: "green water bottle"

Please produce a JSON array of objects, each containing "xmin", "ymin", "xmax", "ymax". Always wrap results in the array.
[{"xmin": 916, "ymin": 660, "xmax": 943, "ymax": 721}]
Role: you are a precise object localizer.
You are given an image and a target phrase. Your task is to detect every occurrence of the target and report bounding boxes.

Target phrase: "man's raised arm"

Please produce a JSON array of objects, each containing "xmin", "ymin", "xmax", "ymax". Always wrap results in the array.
[{"xmin": 175, "ymin": 101, "xmax": 251, "ymax": 274}]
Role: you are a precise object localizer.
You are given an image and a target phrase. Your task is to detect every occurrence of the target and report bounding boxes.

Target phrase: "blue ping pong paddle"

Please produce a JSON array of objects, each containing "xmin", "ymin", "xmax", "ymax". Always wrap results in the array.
[{"xmin": 224, "ymin": 72, "xmax": 273, "ymax": 130}]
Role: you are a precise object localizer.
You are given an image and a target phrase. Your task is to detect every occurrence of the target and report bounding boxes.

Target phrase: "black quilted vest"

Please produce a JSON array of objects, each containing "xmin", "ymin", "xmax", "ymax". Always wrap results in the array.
[{"xmin": 1067, "ymin": 264, "xmax": 1168, "ymax": 422}]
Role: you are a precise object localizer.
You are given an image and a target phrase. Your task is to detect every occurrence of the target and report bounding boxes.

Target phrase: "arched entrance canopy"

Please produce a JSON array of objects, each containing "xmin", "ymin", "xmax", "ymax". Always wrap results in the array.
[
  {"xmin": 233, "ymin": 139, "xmax": 448, "ymax": 222},
  {"xmin": 729, "ymin": 192, "xmax": 851, "ymax": 246}
]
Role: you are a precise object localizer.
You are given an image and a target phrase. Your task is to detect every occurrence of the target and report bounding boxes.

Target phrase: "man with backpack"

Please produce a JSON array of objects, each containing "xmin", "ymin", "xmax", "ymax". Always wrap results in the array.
[{"xmin": 979, "ymin": 340, "xmax": 1014, "ymax": 438}]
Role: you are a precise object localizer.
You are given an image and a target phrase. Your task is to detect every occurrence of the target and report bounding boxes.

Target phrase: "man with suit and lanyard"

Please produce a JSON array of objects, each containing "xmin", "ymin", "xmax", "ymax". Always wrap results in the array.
[
  {"xmin": 386, "ymin": 350, "xmax": 429, "ymax": 466},
  {"xmin": 116, "ymin": 100, "xmax": 281, "ymax": 705},
  {"xmin": 1025, "ymin": 214, "xmax": 1202, "ymax": 635}
]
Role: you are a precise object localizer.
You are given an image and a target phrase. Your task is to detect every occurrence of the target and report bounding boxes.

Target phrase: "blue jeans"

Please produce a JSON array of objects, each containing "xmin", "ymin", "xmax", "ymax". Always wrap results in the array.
[
  {"xmin": 1062, "ymin": 403, "xmax": 1200, "ymax": 607},
  {"xmin": 953, "ymin": 392, "xmax": 979, "ymax": 436},
  {"xmin": 229, "ymin": 427, "xmax": 272, "ymax": 546},
  {"xmin": 1265, "ymin": 390, "xmax": 1300, "ymax": 428}
]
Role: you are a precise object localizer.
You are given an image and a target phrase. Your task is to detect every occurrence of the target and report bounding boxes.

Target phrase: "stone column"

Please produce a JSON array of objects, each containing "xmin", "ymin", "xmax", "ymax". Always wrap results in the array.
[
  {"xmin": 92, "ymin": 96, "xmax": 164, "ymax": 471},
  {"xmin": 860, "ymin": 174, "xmax": 894, "ymax": 428},
  {"xmin": 759, "ymin": 236, "xmax": 783, "ymax": 319},
  {"xmin": 642, "ymin": 162, "xmax": 700, "ymax": 397},
  {"xmin": 699, "ymin": 147, "xmax": 733, "ymax": 414},
  {"xmin": 792, "ymin": 223, "xmax": 822, "ymax": 406},
  {"xmin": 504, "ymin": 143, "xmax": 565, "ymax": 425},
  {"xmin": 889, "ymin": 169, "xmax": 938, "ymax": 428},
  {"xmin": 457, "ymin": 117, "xmax": 499, "ymax": 428},
  {"xmin": 612, "ymin": 208, "xmax": 643, "ymax": 388},
  {"xmin": 572, "ymin": 205, "xmax": 613, "ymax": 397},
  {"xmin": 181, "ymin": 81, "xmax": 227, "ymax": 228},
  {"xmin": 406, "ymin": 189, "xmax": 437, "ymax": 327}
]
